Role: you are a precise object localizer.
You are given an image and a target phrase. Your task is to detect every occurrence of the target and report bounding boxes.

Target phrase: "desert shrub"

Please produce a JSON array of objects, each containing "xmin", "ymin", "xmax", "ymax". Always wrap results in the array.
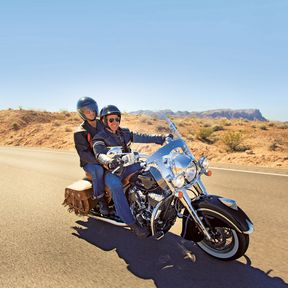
[
  {"xmin": 237, "ymin": 145, "xmax": 250, "ymax": 152},
  {"xmin": 268, "ymin": 122, "xmax": 275, "ymax": 127},
  {"xmin": 269, "ymin": 138, "xmax": 284, "ymax": 151},
  {"xmin": 223, "ymin": 131, "xmax": 244, "ymax": 152},
  {"xmin": 212, "ymin": 124, "xmax": 224, "ymax": 132},
  {"xmin": 142, "ymin": 118, "xmax": 153, "ymax": 125},
  {"xmin": 197, "ymin": 127, "xmax": 214, "ymax": 143},
  {"xmin": 222, "ymin": 120, "xmax": 232, "ymax": 126},
  {"xmin": 278, "ymin": 123, "xmax": 288, "ymax": 129},
  {"xmin": 12, "ymin": 123, "xmax": 20, "ymax": 130},
  {"xmin": 259, "ymin": 125, "xmax": 268, "ymax": 130},
  {"xmin": 156, "ymin": 125, "xmax": 169, "ymax": 133},
  {"xmin": 269, "ymin": 142, "xmax": 279, "ymax": 151}
]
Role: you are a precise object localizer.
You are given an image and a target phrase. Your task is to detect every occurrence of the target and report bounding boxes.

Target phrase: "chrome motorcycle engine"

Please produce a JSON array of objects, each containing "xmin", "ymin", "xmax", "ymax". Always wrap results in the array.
[{"xmin": 127, "ymin": 172, "xmax": 177, "ymax": 235}]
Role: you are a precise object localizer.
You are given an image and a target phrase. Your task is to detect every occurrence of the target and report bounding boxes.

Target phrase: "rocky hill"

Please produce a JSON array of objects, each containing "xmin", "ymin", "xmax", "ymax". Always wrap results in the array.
[
  {"xmin": 130, "ymin": 109, "xmax": 267, "ymax": 121},
  {"xmin": 0, "ymin": 109, "xmax": 287, "ymax": 168}
]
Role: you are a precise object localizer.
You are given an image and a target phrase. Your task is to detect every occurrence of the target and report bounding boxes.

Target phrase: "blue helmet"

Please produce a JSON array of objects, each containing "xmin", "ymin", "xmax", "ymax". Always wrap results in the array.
[
  {"xmin": 77, "ymin": 97, "xmax": 98, "ymax": 121},
  {"xmin": 100, "ymin": 105, "xmax": 121, "ymax": 120},
  {"xmin": 100, "ymin": 105, "xmax": 121, "ymax": 127}
]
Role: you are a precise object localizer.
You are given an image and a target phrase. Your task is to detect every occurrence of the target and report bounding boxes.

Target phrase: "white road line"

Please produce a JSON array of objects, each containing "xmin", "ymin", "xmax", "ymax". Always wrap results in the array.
[{"xmin": 210, "ymin": 167, "xmax": 288, "ymax": 177}]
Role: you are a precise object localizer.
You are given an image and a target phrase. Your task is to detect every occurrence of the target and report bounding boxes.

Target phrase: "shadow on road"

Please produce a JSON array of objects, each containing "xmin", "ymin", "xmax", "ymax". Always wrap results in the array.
[{"xmin": 72, "ymin": 217, "xmax": 287, "ymax": 288}]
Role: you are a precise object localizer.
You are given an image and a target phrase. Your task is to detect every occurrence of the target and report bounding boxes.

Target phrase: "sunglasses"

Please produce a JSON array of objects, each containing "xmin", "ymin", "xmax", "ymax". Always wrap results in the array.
[{"xmin": 108, "ymin": 117, "xmax": 120, "ymax": 123}]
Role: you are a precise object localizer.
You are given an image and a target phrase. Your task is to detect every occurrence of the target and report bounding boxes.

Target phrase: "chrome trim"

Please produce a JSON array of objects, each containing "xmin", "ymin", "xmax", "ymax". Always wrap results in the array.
[
  {"xmin": 194, "ymin": 179, "xmax": 208, "ymax": 196},
  {"xmin": 89, "ymin": 214, "xmax": 127, "ymax": 227},
  {"xmin": 179, "ymin": 190, "xmax": 212, "ymax": 240},
  {"xmin": 218, "ymin": 197, "xmax": 238, "ymax": 210},
  {"xmin": 198, "ymin": 156, "xmax": 209, "ymax": 170},
  {"xmin": 154, "ymin": 231, "xmax": 165, "ymax": 240},
  {"xmin": 243, "ymin": 219, "xmax": 254, "ymax": 234},
  {"xmin": 150, "ymin": 200, "xmax": 166, "ymax": 236},
  {"xmin": 107, "ymin": 146, "xmax": 123, "ymax": 155}
]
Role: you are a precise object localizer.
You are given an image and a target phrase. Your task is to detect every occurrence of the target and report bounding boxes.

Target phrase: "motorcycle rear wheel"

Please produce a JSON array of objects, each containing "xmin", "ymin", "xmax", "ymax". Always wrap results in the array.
[{"xmin": 196, "ymin": 209, "xmax": 249, "ymax": 261}]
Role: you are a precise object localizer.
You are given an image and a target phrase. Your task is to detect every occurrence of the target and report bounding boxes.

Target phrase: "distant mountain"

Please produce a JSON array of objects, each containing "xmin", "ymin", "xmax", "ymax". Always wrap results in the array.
[{"xmin": 129, "ymin": 108, "xmax": 267, "ymax": 121}]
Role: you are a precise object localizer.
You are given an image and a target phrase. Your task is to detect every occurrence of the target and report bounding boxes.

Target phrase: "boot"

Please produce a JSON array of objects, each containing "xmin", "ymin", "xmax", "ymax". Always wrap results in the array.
[
  {"xmin": 98, "ymin": 197, "xmax": 109, "ymax": 216},
  {"xmin": 129, "ymin": 223, "xmax": 150, "ymax": 239}
]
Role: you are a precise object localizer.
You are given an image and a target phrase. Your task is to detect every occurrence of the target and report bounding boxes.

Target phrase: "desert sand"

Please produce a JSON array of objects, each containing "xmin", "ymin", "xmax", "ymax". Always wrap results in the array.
[{"xmin": 0, "ymin": 109, "xmax": 287, "ymax": 168}]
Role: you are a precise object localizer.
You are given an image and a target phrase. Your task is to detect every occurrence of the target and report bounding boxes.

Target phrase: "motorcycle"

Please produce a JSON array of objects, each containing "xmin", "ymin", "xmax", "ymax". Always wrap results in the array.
[{"xmin": 63, "ymin": 117, "xmax": 253, "ymax": 261}]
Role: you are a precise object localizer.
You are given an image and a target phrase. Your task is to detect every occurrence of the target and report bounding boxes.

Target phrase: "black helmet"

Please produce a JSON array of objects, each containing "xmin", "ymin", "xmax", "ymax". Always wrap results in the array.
[
  {"xmin": 100, "ymin": 105, "xmax": 121, "ymax": 120},
  {"xmin": 77, "ymin": 97, "xmax": 98, "ymax": 121}
]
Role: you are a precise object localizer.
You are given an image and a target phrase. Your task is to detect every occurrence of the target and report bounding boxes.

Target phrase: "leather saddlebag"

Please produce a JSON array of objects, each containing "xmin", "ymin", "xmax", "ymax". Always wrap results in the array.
[{"xmin": 62, "ymin": 180, "xmax": 95, "ymax": 216}]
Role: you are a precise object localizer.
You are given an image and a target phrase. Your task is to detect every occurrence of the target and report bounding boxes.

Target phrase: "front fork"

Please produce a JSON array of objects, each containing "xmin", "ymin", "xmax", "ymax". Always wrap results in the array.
[{"xmin": 177, "ymin": 183, "xmax": 212, "ymax": 241}]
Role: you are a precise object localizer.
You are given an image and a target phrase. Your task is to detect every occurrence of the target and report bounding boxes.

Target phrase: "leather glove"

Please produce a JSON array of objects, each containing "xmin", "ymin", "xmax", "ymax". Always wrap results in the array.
[{"xmin": 108, "ymin": 157, "xmax": 124, "ymax": 170}]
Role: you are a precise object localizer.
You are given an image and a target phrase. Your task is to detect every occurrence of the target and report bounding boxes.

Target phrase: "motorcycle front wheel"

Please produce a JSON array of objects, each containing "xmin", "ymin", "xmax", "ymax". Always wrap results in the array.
[{"xmin": 196, "ymin": 208, "xmax": 249, "ymax": 261}]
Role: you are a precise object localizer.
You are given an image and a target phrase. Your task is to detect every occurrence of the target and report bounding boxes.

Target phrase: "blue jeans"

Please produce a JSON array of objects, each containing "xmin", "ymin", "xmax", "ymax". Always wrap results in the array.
[
  {"xmin": 105, "ymin": 163, "xmax": 141, "ymax": 225},
  {"xmin": 83, "ymin": 163, "xmax": 105, "ymax": 199}
]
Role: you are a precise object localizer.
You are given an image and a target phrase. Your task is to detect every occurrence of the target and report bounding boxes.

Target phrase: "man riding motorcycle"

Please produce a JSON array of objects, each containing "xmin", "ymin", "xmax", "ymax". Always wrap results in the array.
[{"xmin": 92, "ymin": 105, "xmax": 169, "ymax": 238}]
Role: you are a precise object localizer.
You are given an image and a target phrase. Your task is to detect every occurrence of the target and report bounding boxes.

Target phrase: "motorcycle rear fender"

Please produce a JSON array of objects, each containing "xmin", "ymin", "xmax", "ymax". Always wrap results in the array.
[{"xmin": 184, "ymin": 195, "xmax": 253, "ymax": 235}]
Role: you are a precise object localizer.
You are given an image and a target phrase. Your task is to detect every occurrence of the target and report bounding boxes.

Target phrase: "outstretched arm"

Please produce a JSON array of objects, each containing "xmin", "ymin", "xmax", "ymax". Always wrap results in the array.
[{"xmin": 131, "ymin": 132, "xmax": 167, "ymax": 145}]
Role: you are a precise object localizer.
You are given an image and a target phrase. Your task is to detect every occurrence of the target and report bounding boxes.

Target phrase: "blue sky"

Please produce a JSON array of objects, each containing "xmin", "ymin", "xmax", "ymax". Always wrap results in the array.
[{"xmin": 0, "ymin": 0, "xmax": 287, "ymax": 121}]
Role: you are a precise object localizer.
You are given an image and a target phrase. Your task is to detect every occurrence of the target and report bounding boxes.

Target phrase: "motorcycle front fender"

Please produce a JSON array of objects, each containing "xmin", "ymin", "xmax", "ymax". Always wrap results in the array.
[{"xmin": 181, "ymin": 195, "xmax": 253, "ymax": 240}]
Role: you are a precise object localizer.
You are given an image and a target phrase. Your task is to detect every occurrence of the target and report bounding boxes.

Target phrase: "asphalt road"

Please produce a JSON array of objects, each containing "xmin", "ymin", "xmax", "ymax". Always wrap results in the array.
[{"xmin": 0, "ymin": 147, "xmax": 287, "ymax": 288}]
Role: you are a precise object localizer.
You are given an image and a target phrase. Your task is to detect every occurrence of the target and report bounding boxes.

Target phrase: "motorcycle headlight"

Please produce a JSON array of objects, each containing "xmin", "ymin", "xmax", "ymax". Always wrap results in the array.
[
  {"xmin": 170, "ymin": 153, "xmax": 191, "ymax": 175},
  {"xmin": 171, "ymin": 174, "xmax": 185, "ymax": 188},
  {"xmin": 185, "ymin": 162, "xmax": 197, "ymax": 182},
  {"xmin": 199, "ymin": 156, "xmax": 209, "ymax": 170},
  {"xmin": 168, "ymin": 153, "xmax": 197, "ymax": 187}
]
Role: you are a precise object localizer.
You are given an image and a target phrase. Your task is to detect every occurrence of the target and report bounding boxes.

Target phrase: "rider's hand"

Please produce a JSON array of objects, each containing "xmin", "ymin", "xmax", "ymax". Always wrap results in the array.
[
  {"xmin": 165, "ymin": 133, "xmax": 173, "ymax": 140},
  {"xmin": 163, "ymin": 133, "xmax": 173, "ymax": 144},
  {"xmin": 108, "ymin": 157, "xmax": 124, "ymax": 170}
]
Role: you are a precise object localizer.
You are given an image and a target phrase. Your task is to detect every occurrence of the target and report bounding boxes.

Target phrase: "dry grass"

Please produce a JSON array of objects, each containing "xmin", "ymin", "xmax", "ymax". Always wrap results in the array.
[{"xmin": 0, "ymin": 109, "xmax": 287, "ymax": 168}]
